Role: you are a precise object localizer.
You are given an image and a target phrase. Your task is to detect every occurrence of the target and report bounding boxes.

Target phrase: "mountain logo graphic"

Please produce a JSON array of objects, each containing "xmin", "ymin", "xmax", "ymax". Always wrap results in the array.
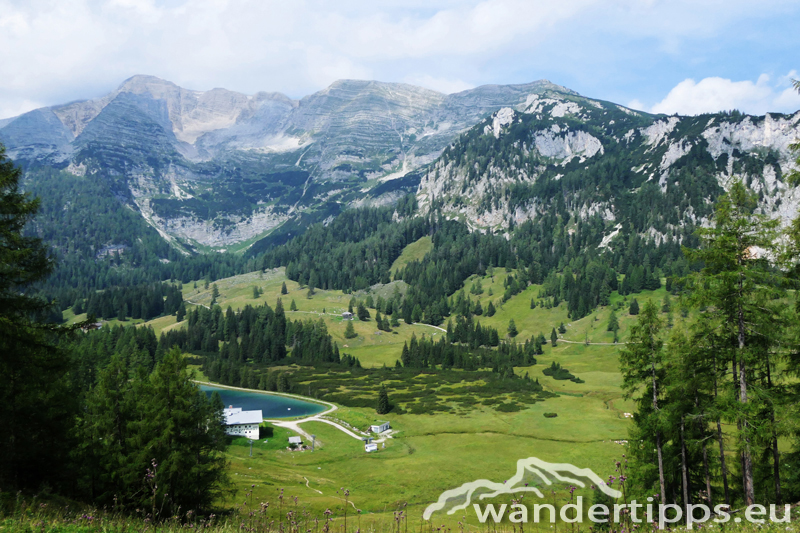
[{"xmin": 423, "ymin": 457, "xmax": 622, "ymax": 520}]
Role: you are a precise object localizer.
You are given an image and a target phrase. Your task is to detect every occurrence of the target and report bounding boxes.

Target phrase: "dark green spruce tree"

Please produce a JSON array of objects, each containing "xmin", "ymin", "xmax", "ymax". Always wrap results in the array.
[
  {"xmin": 619, "ymin": 299, "xmax": 668, "ymax": 506},
  {"xmin": 78, "ymin": 347, "xmax": 230, "ymax": 514},
  {"xmin": 507, "ymin": 319, "xmax": 518, "ymax": 338},
  {"xmin": 0, "ymin": 145, "xmax": 81, "ymax": 490},
  {"xmin": 376, "ymin": 384, "xmax": 391, "ymax": 415}
]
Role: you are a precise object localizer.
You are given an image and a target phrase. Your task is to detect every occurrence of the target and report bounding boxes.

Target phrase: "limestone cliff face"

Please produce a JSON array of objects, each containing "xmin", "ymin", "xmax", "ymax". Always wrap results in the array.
[
  {"xmin": 0, "ymin": 75, "xmax": 572, "ymax": 250},
  {"xmin": 52, "ymin": 75, "xmax": 293, "ymax": 145},
  {"xmin": 418, "ymin": 93, "xmax": 800, "ymax": 244}
]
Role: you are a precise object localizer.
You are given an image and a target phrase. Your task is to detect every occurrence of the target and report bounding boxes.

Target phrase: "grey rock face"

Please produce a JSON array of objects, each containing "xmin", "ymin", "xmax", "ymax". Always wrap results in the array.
[
  {"xmin": 0, "ymin": 108, "xmax": 74, "ymax": 162},
  {"xmin": 0, "ymin": 75, "xmax": 571, "ymax": 250},
  {"xmin": 419, "ymin": 91, "xmax": 800, "ymax": 244}
]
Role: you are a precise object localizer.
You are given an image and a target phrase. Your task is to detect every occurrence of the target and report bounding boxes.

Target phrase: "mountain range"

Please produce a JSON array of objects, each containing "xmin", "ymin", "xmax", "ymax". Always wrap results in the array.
[
  {"xmin": 2, "ymin": 75, "xmax": 578, "ymax": 251},
  {"xmin": 1, "ymin": 75, "xmax": 798, "ymax": 254}
]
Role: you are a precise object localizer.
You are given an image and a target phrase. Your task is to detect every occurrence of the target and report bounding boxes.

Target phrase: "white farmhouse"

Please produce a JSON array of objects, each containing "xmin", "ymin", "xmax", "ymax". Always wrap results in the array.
[
  {"xmin": 223, "ymin": 407, "xmax": 263, "ymax": 440},
  {"xmin": 370, "ymin": 422, "xmax": 390, "ymax": 433}
]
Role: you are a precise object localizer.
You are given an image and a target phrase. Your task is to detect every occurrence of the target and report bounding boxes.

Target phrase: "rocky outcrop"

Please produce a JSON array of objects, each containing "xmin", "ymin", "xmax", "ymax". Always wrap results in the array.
[
  {"xmin": 533, "ymin": 126, "xmax": 604, "ymax": 160},
  {"xmin": 418, "ymin": 93, "xmax": 800, "ymax": 239}
]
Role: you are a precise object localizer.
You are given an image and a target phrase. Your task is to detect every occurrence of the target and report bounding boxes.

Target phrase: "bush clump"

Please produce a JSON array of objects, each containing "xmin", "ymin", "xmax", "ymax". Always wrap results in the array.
[
  {"xmin": 542, "ymin": 361, "xmax": 585, "ymax": 383},
  {"xmin": 495, "ymin": 402, "xmax": 523, "ymax": 412}
]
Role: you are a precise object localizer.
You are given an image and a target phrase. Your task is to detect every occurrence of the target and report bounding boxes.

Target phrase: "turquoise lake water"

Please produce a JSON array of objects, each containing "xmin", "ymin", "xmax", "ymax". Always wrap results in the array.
[{"xmin": 200, "ymin": 384, "xmax": 325, "ymax": 418}]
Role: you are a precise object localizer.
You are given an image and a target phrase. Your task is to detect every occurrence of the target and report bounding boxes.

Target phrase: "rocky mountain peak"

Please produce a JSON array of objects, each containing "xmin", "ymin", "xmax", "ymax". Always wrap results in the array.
[
  {"xmin": 116, "ymin": 74, "xmax": 182, "ymax": 94},
  {"xmin": 8, "ymin": 75, "xmax": 794, "ymax": 254}
]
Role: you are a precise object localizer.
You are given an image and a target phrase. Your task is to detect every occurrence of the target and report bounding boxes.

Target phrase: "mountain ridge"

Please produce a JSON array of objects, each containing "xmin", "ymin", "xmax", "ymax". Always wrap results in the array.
[
  {"xmin": 1, "ymin": 75, "xmax": 798, "ymax": 255},
  {"xmin": 1, "ymin": 75, "xmax": 580, "ymax": 251}
]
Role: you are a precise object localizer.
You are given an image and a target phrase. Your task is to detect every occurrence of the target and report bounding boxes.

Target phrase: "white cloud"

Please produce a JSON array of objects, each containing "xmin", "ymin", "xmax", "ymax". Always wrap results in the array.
[
  {"xmin": 0, "ymin": 99, "xmax": 45, "ymax": 120},
  {"xmin": 403, "ymin": 74, "xmax": 474, "ymax": 94},
  {"xmin": 0, "ymin": 0, "xmax": 798, "ymax": 119},
  {"xmin": 105, "ymin": 0, "xmax": 161, "ymax": 22},
  {"xmin": 626, "ymin": 99, "xmax": 647, "ymax": 112},
  {"xmin": 0, "ymin": 0, "xmax": 601, "ymax": 114},
  {"xmin": 645, "ymin": 74, "xmax": 800, "ymax": 116},
  {"xmin": 325, "ymin": 0, "xmax": 596, "ymax": 59}
]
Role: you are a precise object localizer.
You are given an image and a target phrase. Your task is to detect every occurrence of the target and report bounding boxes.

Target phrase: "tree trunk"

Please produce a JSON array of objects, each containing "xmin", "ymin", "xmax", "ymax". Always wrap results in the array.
[
  {"xmin": 731, "ymin": 340, "xmax": 750, "ymax": 506},
  {"xmin": 701, "ymin": 438, "xmax": 712, "ymax": 504},
  {"xmin": 738, "ymin": 304, "xmax": 755, "ymax": 506},
  {"xmin": 680, "ymin": 415, "xmax": 691, "ymax": 523},
  {"xmin": 695, "ymin": 390, "xmax": 712, "ymax": 504},
  {"xmin": 736, "ymin": 238, "xmax": 755, "ymax": 506},
  {"xmin": 713, "ymin": 358, "xmax": 731, "ymax": 506},
  {"xmin": 765, "ymin": 359, "xmax": 782, "ymax": 504},
  {"xmin": 652, "ymin": 361, "xmax": 667, "ymax": 503}
]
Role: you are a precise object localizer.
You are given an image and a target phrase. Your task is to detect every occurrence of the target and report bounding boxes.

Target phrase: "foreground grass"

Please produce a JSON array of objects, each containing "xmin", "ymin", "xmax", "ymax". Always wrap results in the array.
[{"xmin": 3, "ymin": 491, "xmax": 798, "ymax": 533}]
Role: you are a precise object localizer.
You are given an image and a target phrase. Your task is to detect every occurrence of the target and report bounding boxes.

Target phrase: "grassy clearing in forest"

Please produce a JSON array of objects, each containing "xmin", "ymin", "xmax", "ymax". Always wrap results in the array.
[
  {"xmin": 390, "ymin": 235, "xmax": 433, "ymax": 274},
  {"xmin": 109, "ymin": 248, "xmax": 685, "ymax": 525},
  {"xmin": 179, "ymin": 269, "xmax": 445, "ymax": 369},
  {"xmin": 137, "ymin": 265, "xmax": 662, "ymax": 517}
]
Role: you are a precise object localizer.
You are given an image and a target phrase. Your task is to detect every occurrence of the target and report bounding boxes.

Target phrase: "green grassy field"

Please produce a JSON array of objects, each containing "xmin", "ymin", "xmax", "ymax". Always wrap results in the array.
[
  {"xmin": 70, "ymin": 250, "xmax": 683, "ymax": 527},
  {"xmin": 390, "ymin": 235, "xmax": 433, "ymax": 274},
  {"xmin": 223, "ymin": 410, "xmax": 627, "ymax": 528},
  {"xmin": 179, "ymin": 269, "xmax": 446, "ymax": 368},
  {"xmin": 156, "ymin": 264, "xmax": 672, "ymax": 526}
]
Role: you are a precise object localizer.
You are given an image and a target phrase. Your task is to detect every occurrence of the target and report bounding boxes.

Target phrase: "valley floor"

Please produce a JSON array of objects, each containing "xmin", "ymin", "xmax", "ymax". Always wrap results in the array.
[{"xmin": 66, "ymin": 266, "xmax": 679, "ymax": 527}]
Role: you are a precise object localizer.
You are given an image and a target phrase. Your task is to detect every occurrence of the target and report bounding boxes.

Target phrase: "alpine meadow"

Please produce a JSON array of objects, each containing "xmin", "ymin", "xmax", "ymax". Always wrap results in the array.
[{"xmin": 2, "ymin": 7, "xmax": 800, "ymax": 530}]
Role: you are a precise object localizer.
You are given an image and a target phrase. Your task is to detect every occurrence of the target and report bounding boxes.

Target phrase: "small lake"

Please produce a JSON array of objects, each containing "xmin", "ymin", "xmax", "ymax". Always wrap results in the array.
[{"xmin": 199, "ymin": 384, "xmax": 326, "ymax": 418}]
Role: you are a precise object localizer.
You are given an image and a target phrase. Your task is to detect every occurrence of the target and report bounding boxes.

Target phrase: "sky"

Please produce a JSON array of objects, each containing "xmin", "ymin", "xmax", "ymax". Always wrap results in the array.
[{"xmin": 1, "ymin": 0, "xmax": 799, "ymax": 119}]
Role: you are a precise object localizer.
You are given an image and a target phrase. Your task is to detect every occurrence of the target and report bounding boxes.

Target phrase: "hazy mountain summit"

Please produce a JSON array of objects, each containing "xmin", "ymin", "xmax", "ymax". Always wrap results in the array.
[{"xmin": 2, "ymin": 75, "xmax": 570, "ymax": 161}]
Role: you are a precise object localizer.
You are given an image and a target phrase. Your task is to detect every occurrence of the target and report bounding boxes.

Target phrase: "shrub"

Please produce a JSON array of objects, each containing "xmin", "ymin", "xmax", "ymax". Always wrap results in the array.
[
  {"xmin": 495, "ymin": 402, "xmax": 523, "ymax": 412},
  {"xmin": 543, "ymin": 412, "xmax": 558, "ymax": 418},
  {"xmin": 542, "ymin": 361, "xmax": 583, "ymax": 383}
]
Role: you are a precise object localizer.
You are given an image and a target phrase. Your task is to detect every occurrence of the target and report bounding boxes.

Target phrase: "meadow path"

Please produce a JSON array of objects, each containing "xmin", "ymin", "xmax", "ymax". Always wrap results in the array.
[
  {"xmin": 267, "ymin": 415, "xmax": 369, "ymax": 443},
  {"xmin": 556, "ymin": 338, "xmax": 626, "ymax": 346}
]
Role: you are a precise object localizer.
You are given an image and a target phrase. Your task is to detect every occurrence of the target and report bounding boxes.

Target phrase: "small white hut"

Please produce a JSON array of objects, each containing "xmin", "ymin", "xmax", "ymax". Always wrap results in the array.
[{"xmin": 370, "ymin": 422, "xmax": 390, "ymax": 433}]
